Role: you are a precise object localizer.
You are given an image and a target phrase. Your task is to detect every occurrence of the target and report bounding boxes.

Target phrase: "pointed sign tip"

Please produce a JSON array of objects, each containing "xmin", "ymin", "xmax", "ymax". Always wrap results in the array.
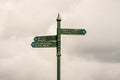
[{"xmin": 56, "ymin": 13, "xmax": 61, "ymax": 21}]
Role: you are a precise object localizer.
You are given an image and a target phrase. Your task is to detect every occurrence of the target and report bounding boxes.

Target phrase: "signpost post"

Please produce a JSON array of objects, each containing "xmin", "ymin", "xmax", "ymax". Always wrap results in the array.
[
  {"xmin": 56, "ymin": 13, "xmax": 61, "ymax": 80},
  {"xmin": 31, "ymin": 13, "xmax": 87, "ymax": 80}
]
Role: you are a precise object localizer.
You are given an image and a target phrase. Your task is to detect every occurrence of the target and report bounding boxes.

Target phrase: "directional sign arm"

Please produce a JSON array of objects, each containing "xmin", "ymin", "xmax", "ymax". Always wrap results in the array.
[
  {"xmin": 34, "ymin": 35, "xmax": 57, "ymax": 42},
  {"xmin": 60, "ymin": 29, "xmax": 86, "ymax": 35},
  {"xmin": 31, "ymin": 41, "xmax": 56, "ymax": 48}
]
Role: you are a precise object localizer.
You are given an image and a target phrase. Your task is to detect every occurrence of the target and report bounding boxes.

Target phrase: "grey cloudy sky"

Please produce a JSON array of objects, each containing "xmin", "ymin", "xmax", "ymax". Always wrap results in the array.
[{"xmin": 0, "ymin": 0, "xmax": 120, "ymax": 80}]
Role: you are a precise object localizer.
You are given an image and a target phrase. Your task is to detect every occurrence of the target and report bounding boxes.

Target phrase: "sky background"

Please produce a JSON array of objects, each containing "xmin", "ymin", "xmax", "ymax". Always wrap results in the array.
[{"xmin": 0, "ymin": 0, "xmax": 120, "ymax": 80}]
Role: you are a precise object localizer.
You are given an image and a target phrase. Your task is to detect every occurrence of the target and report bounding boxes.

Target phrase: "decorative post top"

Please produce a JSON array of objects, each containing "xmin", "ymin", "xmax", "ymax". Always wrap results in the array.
[{"xmin": 56, "ymin": 13, "xmax": 61, "ymax": 21}]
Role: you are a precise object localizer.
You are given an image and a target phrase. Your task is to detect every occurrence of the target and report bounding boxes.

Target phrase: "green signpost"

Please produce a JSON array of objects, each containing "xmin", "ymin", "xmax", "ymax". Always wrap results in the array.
[{"xmin": 31, "ymin": 13, "xmax": 87, "ymax": 80}]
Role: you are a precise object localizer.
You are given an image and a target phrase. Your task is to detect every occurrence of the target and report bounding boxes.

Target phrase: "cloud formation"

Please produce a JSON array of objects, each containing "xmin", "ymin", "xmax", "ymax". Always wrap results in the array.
[{"xmin": 0, "ymin": 0, "xmax": 120, "ymax": 80}]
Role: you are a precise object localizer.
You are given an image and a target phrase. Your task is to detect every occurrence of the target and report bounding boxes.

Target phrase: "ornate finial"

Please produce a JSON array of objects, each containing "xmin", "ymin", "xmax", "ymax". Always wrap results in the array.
[{"xmin": 56, "ymin": 13, "xmax": 61, "ymax": 21}]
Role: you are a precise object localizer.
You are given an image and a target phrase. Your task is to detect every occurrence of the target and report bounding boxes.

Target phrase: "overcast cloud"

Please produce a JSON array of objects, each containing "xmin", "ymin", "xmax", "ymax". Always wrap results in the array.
[{"xmin": 0, "ymin": 0, "xmax": 120, "ymax": 80}]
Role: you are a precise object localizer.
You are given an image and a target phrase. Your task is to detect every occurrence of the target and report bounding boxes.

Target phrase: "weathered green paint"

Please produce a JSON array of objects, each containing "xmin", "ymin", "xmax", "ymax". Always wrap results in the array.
[
  {"xmin": 56, "ymin": 13, "xmax": 61, "ymax": 80},
  {"xmin": 57, "ymin": 57, "xmax": 61, "ymax": 80},
  {"xmin": 31, "ymin": 41, "xmax": 56, "ymax": 48},
  {"xmin": 61, "ymin": 29, "xmax": 86, "ymax": 35},
  {"xmin": 34, "ymin": 35, "xmax": 57, "ymax": 42}
]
